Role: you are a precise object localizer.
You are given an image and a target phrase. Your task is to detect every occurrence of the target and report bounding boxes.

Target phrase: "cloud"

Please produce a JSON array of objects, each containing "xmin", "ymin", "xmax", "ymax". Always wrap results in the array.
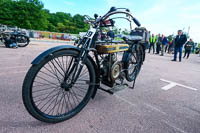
[
  {"xmin": 102, "ymin": 0, "xmax": 200, "ymax": 42},
  {"xmin": 138, "ymin": 0, "xmax": 200, "ymax": 42},
  {"xmin": 63, "ymin": 1, "xmax": 75, "ymax": 6}
]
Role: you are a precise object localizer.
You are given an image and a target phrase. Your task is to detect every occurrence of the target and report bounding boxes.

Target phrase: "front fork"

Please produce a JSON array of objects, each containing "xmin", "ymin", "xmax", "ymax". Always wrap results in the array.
[{"xmin": 63, "ymin": 38, "xmax": 92, "ymax": 85}]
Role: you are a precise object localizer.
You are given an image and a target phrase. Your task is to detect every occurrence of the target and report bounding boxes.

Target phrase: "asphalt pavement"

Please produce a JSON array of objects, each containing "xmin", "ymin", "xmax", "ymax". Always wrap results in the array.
[{"xmin": 0, "ymin": 41, "xmax": 200, "ymax": 133}]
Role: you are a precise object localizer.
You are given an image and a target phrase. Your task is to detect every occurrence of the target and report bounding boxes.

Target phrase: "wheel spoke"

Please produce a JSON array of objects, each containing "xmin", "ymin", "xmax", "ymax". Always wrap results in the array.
[
  {"xmin": 33, "ymin": 81, "xmax": 59, "ymax": 88},
  {"xmin": 46, "ymin": 62, "xmax": 62, "ymax": 83},
  {"xmin": 39, "ymin": 90, "xmax": 61, "ymax": 113},
  {"xmin": 50, "ymin": 59, "xmax": 65, "ymax": 78},
  {"xmin": 39, "ymin": 70, "xmax": 60, "ymax": 81},
  {"xmin": 66, "ymin": 91, "xmax": 74, "ymax": 110},
  {"xmin": 48, "ymin": 88, "xmax": 62, "ymax": 115},
  {"xmin": 56, "ymin": 90, "xmax": 65, "ymax": 115},
  {"xmin": 71, "ymin": 88, "xmax": 85, "ymax": 100},
  {"xmin": 68, "ymin": 90, "xmax": 77, "ymax": 107},
  {"xmin": 32, "ymin": 86, "xmax": 59, "ymax": 93},
  {"xmin": 70, "ymin": 89, "xmax": 81, "ymax": 103},
  {"xmin": 54, "ymin": 57, "xmax": 66, "ymax": 74},
  {"xmin": 35, "ymin": 76, "xmax": 59, "ymax": 87},
  {"xmin": 34, "ymin": 88, "xmax": 60, "ymax": 104},
  {"xmin": 63, "ymin": 91, "xmax": 69, "ymax": 113}
]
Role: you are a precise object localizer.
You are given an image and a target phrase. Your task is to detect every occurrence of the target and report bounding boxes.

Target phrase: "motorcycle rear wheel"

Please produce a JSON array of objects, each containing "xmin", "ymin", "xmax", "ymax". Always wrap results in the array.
[
  {"xmin": 125, "ymin": 44, "xmax": 143, "ymax": 82},
  {"xmin": 17, "ymin": 35, "xmax": 29, "ymax": 47}
]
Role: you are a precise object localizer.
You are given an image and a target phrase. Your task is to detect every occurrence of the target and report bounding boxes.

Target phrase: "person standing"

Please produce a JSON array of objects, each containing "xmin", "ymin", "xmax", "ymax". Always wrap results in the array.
[
  {"xmin": 148, "ymin": 34, "xmax": 157, "ymax": 54},
  {"xmin": 101, "ymin": 30, "xmax": 107, "ymax": 40},
  {"xmin": 167, "ymin": 37, "xmax": 173, "ymax": 53},
  {"xmin": 166, "ymin": 35, "xmax": 173, "ymax": 53},
  {"xmin": 156, "ymin": 34, "xmax": 162, "ymax": 54},
  {"xmin": 172, "ymin": 30, "xmax": 187, "ymax": 62},
  {"xmin": 160, "ymin": 34, "xmax": 168, "ymax": 56},
  {"xmin": 107, "ymin": 28, "xmax": 115, "ymax": 39},
  {"xmin": 183, "ymin": 39, "xmax": 194, "ymax": 59}
]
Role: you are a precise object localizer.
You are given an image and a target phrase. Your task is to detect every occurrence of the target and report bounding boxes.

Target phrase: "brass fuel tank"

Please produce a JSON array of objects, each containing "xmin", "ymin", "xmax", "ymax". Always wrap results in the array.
[{"xmin": 96, "ymin": 44, "xmax": 129, "ymax": 54}]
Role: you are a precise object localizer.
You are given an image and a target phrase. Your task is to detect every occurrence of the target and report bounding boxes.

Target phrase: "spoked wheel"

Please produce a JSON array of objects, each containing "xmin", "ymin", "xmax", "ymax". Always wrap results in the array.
[
  {"xmin": 125, "ymin": 44, "xmax": 143, "ymax": 82},
  {"xmin": 22, "ymin": 50, "xmax": 96, "ymax": 123},
  {"xmin": 17, "ymin": 35, "xmax": 29, "ymax": 47}
]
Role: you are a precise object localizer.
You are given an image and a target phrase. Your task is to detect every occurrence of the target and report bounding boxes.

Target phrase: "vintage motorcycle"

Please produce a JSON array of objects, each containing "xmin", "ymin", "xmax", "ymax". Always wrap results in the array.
[
  {"xmin": 22, "ymin": 7, "xmax": 149, "ymax": 123},
  {"xmin": 0, "ymin": 30, "xmax": 30, "ymax": 47}
]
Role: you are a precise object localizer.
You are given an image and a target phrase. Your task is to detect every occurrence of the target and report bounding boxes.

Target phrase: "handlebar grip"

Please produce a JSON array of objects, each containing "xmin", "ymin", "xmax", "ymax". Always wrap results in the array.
[{"xmin": 133, "ymin": 18, "xmax": 141, "ymax": 27}]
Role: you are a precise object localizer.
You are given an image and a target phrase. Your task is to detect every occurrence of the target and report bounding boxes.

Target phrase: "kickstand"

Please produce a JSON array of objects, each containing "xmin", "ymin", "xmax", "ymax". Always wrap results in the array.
[
  {"xmin": 130, "ymin": 78, "xmax": 136, "ymax": 89},
  {"xmin": 99, "ymin": 87, "xmax": 114, "ymax": 95}
]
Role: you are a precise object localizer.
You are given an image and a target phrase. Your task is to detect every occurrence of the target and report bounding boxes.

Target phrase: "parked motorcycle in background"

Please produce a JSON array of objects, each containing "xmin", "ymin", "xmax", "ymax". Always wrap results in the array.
[{"xmin": 0, "ymin": 25, "xmax": 30, "ymax": 48}]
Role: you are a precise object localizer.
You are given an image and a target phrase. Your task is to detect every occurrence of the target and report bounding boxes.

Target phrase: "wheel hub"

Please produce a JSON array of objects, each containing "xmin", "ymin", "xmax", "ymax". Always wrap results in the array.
[{"xmin": 60, "ymin": 82, "xmax": 72, "ymax": 91}]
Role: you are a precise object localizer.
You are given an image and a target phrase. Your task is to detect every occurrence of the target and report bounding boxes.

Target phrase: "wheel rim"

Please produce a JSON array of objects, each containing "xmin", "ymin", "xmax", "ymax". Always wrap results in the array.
[
  {"xmin": 128, "ymin": 52, "xmax": 138, "ymax": 78},
  {"xmin": 17, "ymin": 36, "xmax": 28, "ymax": 46},
  {"xmin": 31, "ymin": 54, "xmax": 91, "ymax": 117}
]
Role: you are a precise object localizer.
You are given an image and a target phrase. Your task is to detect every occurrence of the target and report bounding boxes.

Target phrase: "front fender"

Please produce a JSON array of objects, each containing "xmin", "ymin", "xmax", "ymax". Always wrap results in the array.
[{"xmin": 32, "ymin": 45, "xmax": 80, "ymax": 65}]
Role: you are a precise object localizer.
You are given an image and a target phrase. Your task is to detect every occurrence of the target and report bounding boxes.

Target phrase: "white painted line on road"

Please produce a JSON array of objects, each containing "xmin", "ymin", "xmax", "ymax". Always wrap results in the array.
[
  {"xmin": 115, "ymin": 94, "xmax": 167, "ymax": 115},
  {"xmin": 114, "ymin": 94, "xmax": 136, "ymax": 107},
  {"xmin": 162, "ymin": 120, "xmax": 187, "ymax": 133},
  {"xmin": 161, "ymin": 83, "xmax": 177, "ymax": 90},
  {"xmin": 143, "ymin": 103, "xmax": 167, "ymax": 115},
  {"xmin": 160, "ymin": 79, "xmax": 198, "ymax": 91}
]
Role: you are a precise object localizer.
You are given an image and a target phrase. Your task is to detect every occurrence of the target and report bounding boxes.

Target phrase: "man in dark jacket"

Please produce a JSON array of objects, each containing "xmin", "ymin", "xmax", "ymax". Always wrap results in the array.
[
  {"xmin": 183, "ymin": 39, "xmax": 194, "ymax": 59},
  {"xmin": 107, "ymin": 28, "xmax": 115, "ymax": 39},
  {"xmin": 171, "ymin": 30, "xmax": 187, "ymax": 62}
]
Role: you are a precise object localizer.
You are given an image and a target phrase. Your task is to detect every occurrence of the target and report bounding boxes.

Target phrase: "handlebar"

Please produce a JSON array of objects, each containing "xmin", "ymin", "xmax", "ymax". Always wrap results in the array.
[
  {"xmin": 132, "ymin": 18, "xmax": 141, "ymax": 27},
  {"xmin": 84, "ymin": 7, "xmax": 141, "ymax": 28},
  {"xmin": 84, "ymin": 15, "xmax": 95, "ymax": 24},
  {"xmin": 97, "ymin": 7, "xmax": 141, "ymax": 27}
]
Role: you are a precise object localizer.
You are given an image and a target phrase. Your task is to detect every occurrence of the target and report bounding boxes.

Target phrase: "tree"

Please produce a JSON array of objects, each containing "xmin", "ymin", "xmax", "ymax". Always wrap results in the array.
[
  {"xmin": 0, "ymin": 0, "xmax": 89, "ymax": 33},
  {"xmin": 0, "ymin": 0, "xmax": 49, "ymax": 30}
]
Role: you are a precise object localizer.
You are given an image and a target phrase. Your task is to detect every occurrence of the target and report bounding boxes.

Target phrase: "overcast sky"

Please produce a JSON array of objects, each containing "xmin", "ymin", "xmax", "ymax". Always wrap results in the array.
[{"xmin": 43, "ymin": 0, "xmax": 200, "ymax": 42}]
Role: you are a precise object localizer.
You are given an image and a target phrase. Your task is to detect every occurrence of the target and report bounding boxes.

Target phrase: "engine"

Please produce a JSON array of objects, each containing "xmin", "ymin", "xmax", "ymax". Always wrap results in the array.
[{"xmin": 100, "ymin": 53, "xmax": 123, "ymax": 87}]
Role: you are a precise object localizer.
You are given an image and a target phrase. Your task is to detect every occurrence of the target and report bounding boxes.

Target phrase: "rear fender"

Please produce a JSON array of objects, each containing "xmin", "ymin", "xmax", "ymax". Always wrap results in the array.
[
  {"xmin": 122, "ymin": 43, "xmax": 146, "ymax": 64},
  {"xmin": 140, "ymin": 43, "xmax": 146, "ymax": 62}
]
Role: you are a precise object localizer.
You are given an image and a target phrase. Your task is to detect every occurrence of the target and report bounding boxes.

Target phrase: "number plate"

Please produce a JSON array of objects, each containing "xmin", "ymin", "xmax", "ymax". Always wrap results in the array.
[{"xmin": 84, "ymin": 28, "xmax": 96, "ymax": 39}]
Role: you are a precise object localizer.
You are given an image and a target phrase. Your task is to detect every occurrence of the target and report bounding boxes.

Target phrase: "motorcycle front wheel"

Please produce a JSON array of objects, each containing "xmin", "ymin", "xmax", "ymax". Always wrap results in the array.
[{"xmin": 22, "ymin": 50, "xmax": 96, "ymax": 123}]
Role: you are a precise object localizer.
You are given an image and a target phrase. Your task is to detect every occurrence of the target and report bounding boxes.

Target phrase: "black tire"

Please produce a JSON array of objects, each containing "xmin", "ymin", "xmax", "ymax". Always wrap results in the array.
[
  {"xmin": 125, "ymin": 44, "xmax": 143, "ymax": 82},
  {"xmin": 17, "ymin": 35, "xmax": 29, "ymax": 47},
  {"xmin": 22, "ymin": 50, "xmax": 96, "ymax": 123}
]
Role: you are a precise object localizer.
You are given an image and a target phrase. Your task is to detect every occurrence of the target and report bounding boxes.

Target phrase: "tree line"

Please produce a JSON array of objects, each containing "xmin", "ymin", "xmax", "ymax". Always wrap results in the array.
[{"xmin": 0, "ymin": 0, "xmax": 89, "ymax": 34}]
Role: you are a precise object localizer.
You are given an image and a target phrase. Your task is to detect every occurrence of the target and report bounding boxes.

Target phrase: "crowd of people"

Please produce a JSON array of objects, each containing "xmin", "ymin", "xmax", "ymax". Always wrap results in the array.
[{"xmin": 148, "ymin": 30, "xmax": 195, "ymax": 62}]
